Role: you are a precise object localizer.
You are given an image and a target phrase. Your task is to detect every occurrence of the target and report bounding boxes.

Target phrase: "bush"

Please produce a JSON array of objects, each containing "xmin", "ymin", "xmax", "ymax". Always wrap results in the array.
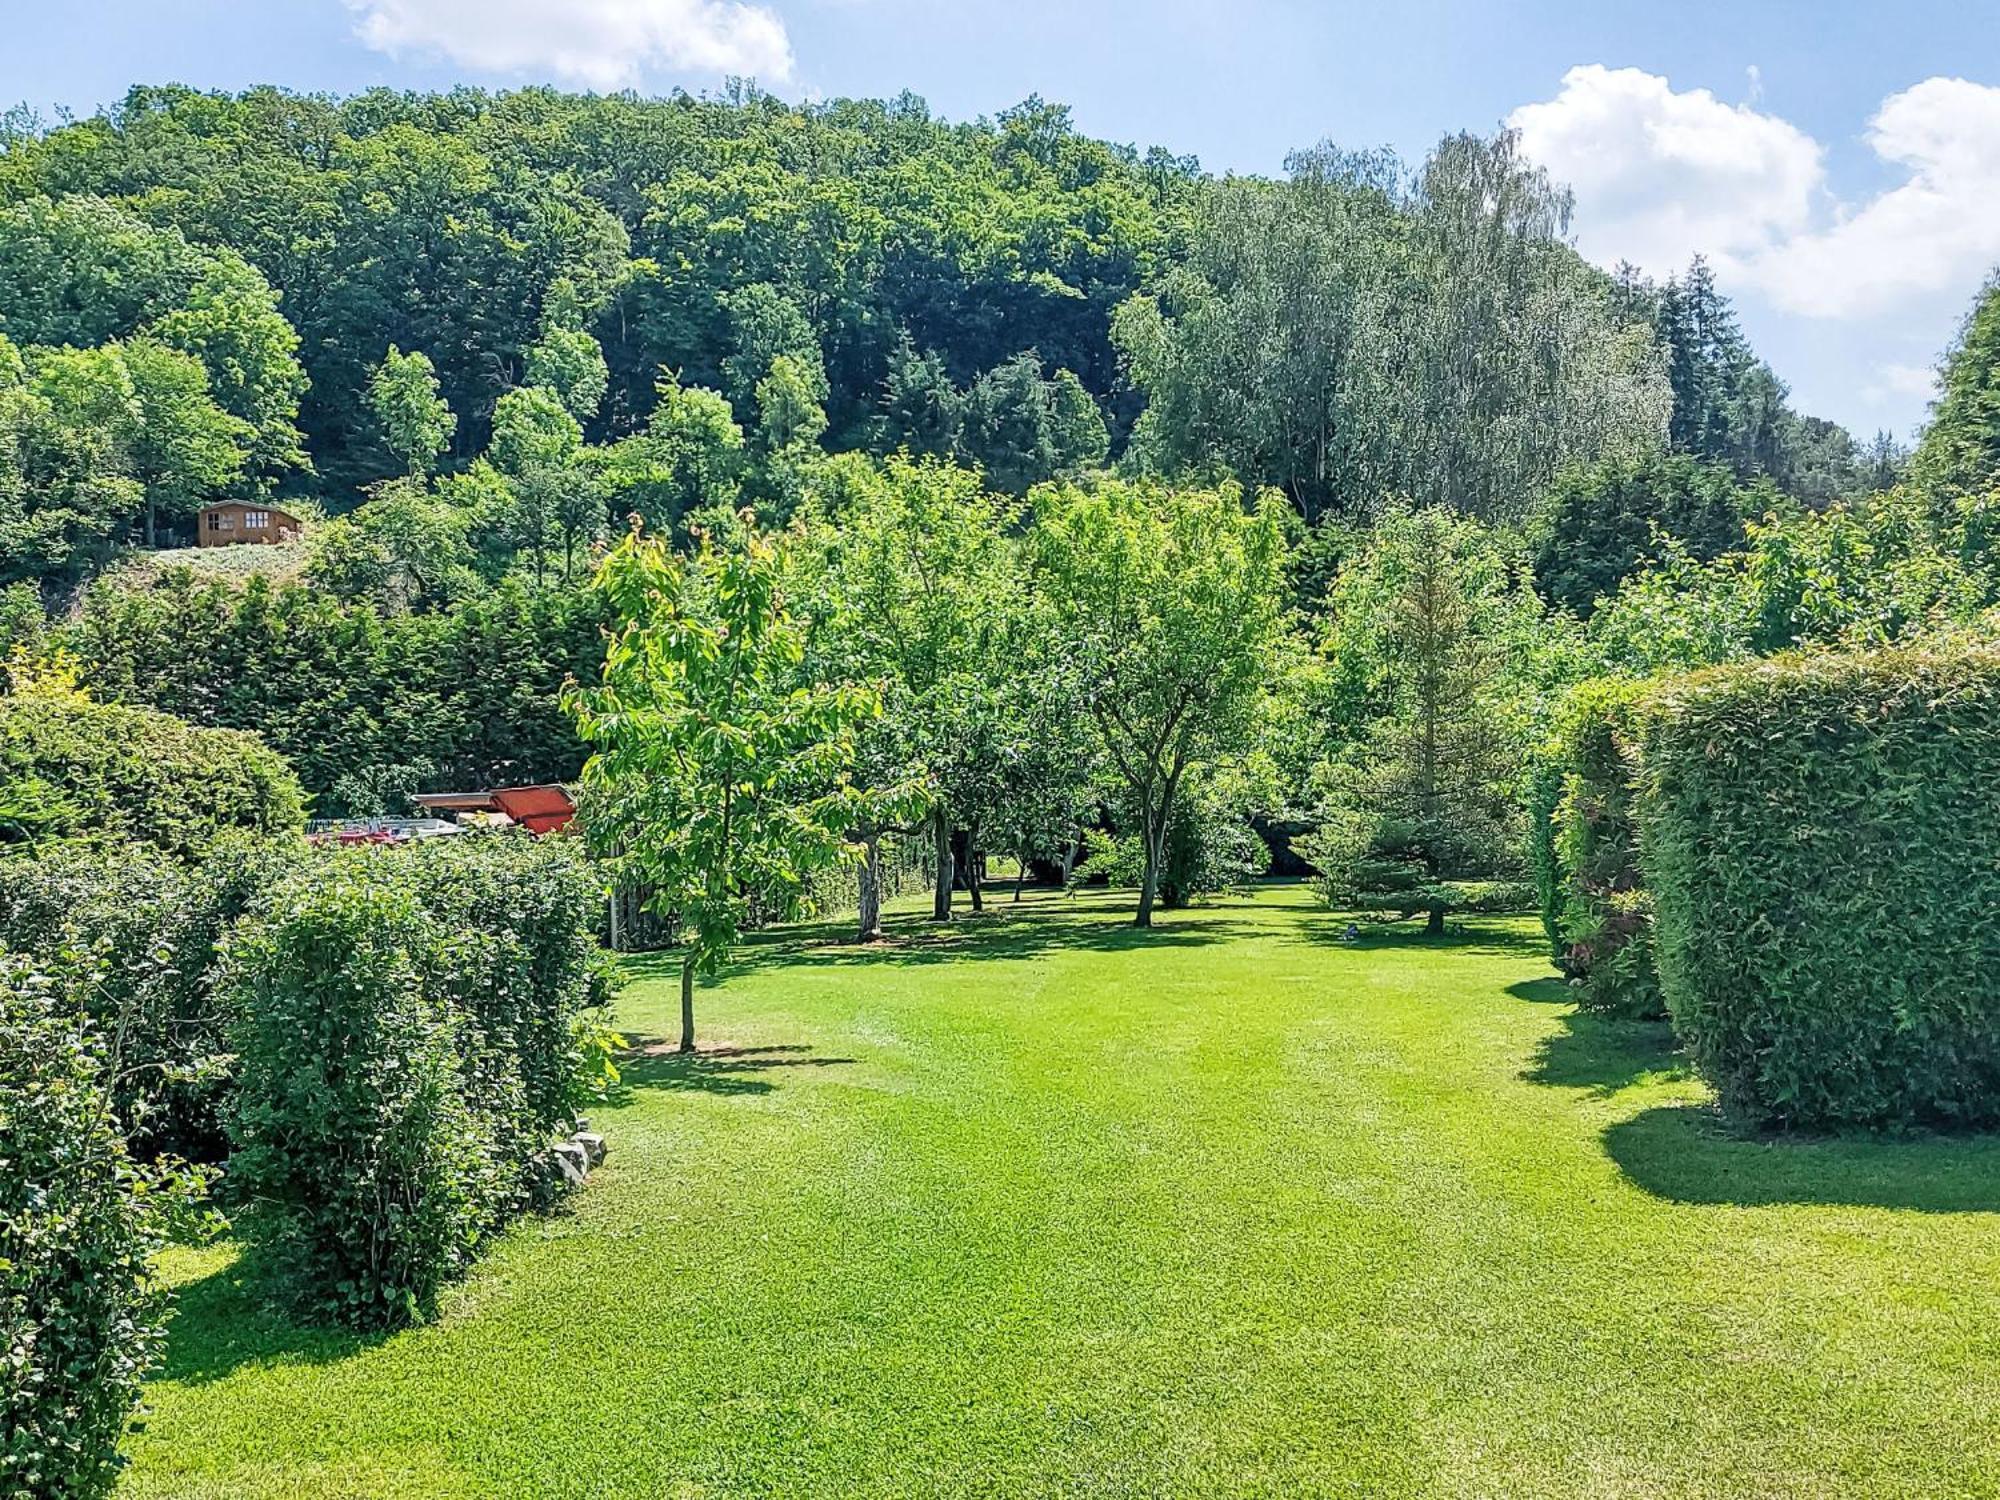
[
  {"xmin": 0, "ymin": 691, "xmax": 304, "ymax": 858},
  {"xmin": 1, "ymin": 955, "xmax": 210, "ymax": 1499},
  {"xmin": 1640, "ymin": 643, "xmax": 2000, "ymax": 1128},
  {"xmin": 1548, "ymin": 681, "xmax": 1663, "ymax": 1018},
  {"xmin": 225, "ymin": 835, "xmax": 609, "ymax": 1327},
  {"xmin": 0, "ymin": 836, "xmax": 301, "ymax": 1160},
  {"xmin": 1524, "ymin": 751, "xmax": 1565, "ymax": 963}
]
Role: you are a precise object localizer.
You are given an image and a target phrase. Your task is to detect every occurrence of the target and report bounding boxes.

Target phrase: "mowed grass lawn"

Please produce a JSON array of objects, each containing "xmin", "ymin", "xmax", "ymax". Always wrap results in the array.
[{"xmin": 124, "ymin": 883, "xmax": 2000, "ymax": 1498}]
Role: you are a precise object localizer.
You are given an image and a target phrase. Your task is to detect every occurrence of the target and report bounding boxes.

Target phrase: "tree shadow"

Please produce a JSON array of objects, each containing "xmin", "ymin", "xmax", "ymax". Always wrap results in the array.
[
  {"xmin": 1290, "ymin": 918, "xmax": 1553, "ymax": 960},
  {"xmin": 617, "ymin": 1039, "xmax": 856, "ymax": 1096},
  {"xmin": 157, "ymin": 1239, "xmax": 388, "ymax": 1387},
  {"xmin": 1522, "ymin": 1008, "xmax": 1687, "ymax": 1097},
  {"xmin": 1606, "ymin": 1105, "xmax": 2000, "ymax": 1213}
]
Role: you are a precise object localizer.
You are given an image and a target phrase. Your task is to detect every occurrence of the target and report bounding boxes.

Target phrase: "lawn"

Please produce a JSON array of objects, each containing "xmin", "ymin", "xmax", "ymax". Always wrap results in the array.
[{"xmin": 123, "ymin": 883, "xmax": 2000, "ymax": 1498}]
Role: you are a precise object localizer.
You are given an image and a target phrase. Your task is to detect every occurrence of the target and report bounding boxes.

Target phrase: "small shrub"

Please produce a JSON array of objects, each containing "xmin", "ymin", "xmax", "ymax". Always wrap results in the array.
[
  {"xmin": 0, "ymin": 691, "xmax": 304, "ymax": 858},
  {"xmin": 1640, "ymin": 643, "xmax": 2000, "ymax": 1129},
  {"xmin": 1549, "ymin": 680, "xmax": 1662, "ymax": 1018},
  {"xmin": 1, "ymin": 955, "xmax": 211, "ymax": 1499},
  {"xmin": 226, "ymin": 835, "xmax": 609, "ymax": 1326}
]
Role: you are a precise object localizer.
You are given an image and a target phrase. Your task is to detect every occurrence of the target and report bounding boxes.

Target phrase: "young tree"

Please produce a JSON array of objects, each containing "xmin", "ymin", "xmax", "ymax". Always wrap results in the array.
[
  {"xmin": 368, "ymin": 346, "xmax": 456, "ymax": 478},
  {"xmin": 1032, "ymin": 479, "xmax": 1288, "ymax": 927},
  {"xmin": 567, "ymin": 518, "xmax": 897, "ymax": 1052},
  {"xmin": 121, "ymin": 337, "xmax": 250, "ymax": 546},
  {"xmin": 1302, "ymin": 507, "xmax": 1522, "ymax": 935}
]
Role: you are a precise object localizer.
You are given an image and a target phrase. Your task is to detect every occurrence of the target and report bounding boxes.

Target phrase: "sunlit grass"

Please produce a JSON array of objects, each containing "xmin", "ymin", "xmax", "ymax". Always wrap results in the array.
[{"xmin": 123, "ymin": 884, "xmax": 2000, "ymax": 1497}]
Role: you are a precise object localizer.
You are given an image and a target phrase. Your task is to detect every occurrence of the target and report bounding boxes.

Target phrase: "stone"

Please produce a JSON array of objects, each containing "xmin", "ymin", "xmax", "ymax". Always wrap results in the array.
[
  {"xmin": 552, "ymin": 1140, "xmax": 589, "ymax": 1186},
  {"xmin": 573, "ymin": 1131, "xmax": 607, "ymax": 1167}
]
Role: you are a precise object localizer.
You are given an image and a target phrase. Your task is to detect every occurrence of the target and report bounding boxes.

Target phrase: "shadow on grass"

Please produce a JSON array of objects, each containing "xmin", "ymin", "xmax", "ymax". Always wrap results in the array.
[
  {"xmin": 1523, "ymin": 1007, "xmax": 1687, "ymax": 1097},
  {"xmin": 158, "ymin": 1241, "xmax": 388, "ymax": 1387},
  {"xmin": 1289, "ymin": 918, "xmax": 1553, "ymax": 961},
  {"xmin": 618, "ymin": 1039, "xmax": 855, "ymax": 1096},
  {"xmin": 1606, "ymin": 1105, "xmax": 2000, "ymax": 1213},
  {"xmin": 616, "ymin": 904, "xmax": 1259, "ymax": 987}
]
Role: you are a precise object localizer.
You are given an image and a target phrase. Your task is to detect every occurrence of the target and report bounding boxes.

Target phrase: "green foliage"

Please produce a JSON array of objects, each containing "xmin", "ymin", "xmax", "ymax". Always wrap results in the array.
[
  {"xmin": 367, "ymin": 346, "xmax": 457, "ymax": 479},
  {"xmin": 53, "ymin": 572, "xmax": 608, "ymax": 813},
  {"xmin": 0, "ymin": 686, "xmax": 303, "ymax": 858},
  {"xmin": 1, "ymin": 952, "xmax": 212, "ymax": 1500},
  {"xmin": 225, "ymin": 836, "xmax": 608, "ymax": 1327},
  {"xmin": 1547, "ymin": 680, "xmax": 1661, "ymax": 1018},
  {"xmin": 1639, "ymin": 644, "xmax": 2000, "ymax": 1129},
  {"xmin": 1533, "ymin": 453, "xmax": 1758, "ymax": 617},
  {"xmin": 1031, "ymin": 478, "xmax": 1287, "ymax": 925},
  {"xmin": 1912, "ymin": 272, "xmax": 2000, "ymax": 497},
  {"xmin": 0, "ymin": 836, "xmax": 299, "ymax": 1160},
  {"xmin": 569, "ymin": 520, "xmax": 903, "ymax": 1047},
  {"xmin": 306, "ymin": 477, "xmax": 479, "ymax": 613}
]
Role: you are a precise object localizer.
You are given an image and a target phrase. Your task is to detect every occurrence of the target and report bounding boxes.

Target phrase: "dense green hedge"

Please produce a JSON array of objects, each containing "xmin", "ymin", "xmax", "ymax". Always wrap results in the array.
[
  {"xmin": 1, "ymin": 955, "xmax": 207, "ymax": 1500},
  {"xmin": 0, "ymin": 693, "xmax": 304, "ymax": 857},
  {"xmin": 0, "ymin": 837, "xmax": 300, "ymax": 1160},
  {"xmin": 1548, "ymin": 681, "xmax": 1663, "ymax": 1019},
  {"xmin": 225, "ymin": 835, "xmax": 609, "ymax": 1327},
  {"xmin": 1640, "ymin": 644, "xmax": 2000, "ymax": 1128}
]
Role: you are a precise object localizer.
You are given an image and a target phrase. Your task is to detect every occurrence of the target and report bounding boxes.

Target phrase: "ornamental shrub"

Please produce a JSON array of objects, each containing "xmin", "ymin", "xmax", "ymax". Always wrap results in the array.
[
  {"xmin": 0, "ymin": 692, "xmax": 304, "ymax": 858},
  {"xmin": 1549, "ymin": 680, "xmax": 1663, "ymax": 1019},
  {"xmin": 1639, "ymin": 643, "xmax": 2000, "ymax": 1129},
  {"xmin": 1, "ymin": 955, "xmax": 210, "ymax": 1499},
  {"xmin": 225, "ymin": 835, "xmax": 609, "ymax": 1327}
]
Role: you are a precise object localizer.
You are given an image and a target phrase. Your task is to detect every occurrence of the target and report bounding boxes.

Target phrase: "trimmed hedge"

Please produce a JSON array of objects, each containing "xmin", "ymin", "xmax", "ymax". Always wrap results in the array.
[
  {"xmin": 225, "ymin": 835, "xmax": 609, "ymax": 1327},
  {"xmin": 0, "ymin": 694, "xmax": 304, "ymax": 858},
  {"xmin": 1548, "ymin": 681, "xmax": 1663, "ymax": 1019},
  {"xmin": 1640, "ymin": 643, "xmax": 2000, "ymax": 1129},
  {"xmin": 1, "ymin": 955, "xmax": 207, "ymax": 1500},
  {"xmin": 0, "ymin": 838, "xmax": 301, "ymax": 1161}
]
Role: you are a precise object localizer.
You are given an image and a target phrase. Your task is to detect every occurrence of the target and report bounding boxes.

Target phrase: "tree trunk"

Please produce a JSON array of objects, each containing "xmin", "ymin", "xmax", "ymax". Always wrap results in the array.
[
  {"xmin": 1014, "ymin": 844, "xmax": 1029, "ymax": 903},
  {"xmin": 857, "ymin": 833, "xmax": 884, "ymax": 942},
  {"xmin": 931, "ymin": 807, "xmax": 954, "ymax": 922},
  {"xmin": 1135, "ymin": 805, "xmax": 1159, "ymax": 929},
  {"xmin": 965, "ymin": 818, "xmax": 984, "ymax": 912},
  {"xmin": 678, "ymin": 953, "xmax": 697, "ymax": 1052},
  {"xmin": 145, "ymin": 497, "xmax": 157, "ymax": 550},
  {"xmin": 1426, "ymin": 905, "xmax": 1445, "ymax": 938}
]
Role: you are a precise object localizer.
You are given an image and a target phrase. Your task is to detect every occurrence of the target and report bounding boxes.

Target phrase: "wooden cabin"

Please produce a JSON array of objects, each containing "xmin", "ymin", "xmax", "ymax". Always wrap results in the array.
[{"xmin": 197, "ymin": 502, "xmax": 303, "ymax": 547}]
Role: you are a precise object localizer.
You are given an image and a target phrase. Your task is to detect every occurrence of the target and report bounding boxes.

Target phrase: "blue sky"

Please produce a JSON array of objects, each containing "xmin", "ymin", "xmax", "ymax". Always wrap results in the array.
[{"xmin": 11, "ymin": 0, "xmax": 2000, "ymax": 441}]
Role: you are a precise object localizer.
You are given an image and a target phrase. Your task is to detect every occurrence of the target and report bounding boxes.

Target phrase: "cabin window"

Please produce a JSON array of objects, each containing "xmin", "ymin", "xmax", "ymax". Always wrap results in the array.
[
  {"xmin": 206, "ymin": 511, "xmax": 230, "ymax": 532},
  {"xmin": 246, "ymin": 510, "xmax": 270, "ymax": 530}
]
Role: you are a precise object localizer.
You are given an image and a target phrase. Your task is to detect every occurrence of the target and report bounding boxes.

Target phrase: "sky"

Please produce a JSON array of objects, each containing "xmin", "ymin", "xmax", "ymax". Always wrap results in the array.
[{"xmin": 9, "ymin": 0, "xmax": 2000, "ymax": 442}]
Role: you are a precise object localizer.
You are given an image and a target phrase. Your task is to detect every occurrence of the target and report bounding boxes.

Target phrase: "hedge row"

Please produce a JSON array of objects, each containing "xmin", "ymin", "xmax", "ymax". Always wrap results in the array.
[
  {"xmin": 1640, "ymin": 644, "xmax": 2000, "ymax": 1130},
  {"xmin": 0, "ymin": 693, "xmax": 304, "ymax": 858},
  {"xmin": 1, "ymin": 954, "xmax": 209, "ymax": 1500},
  {"xmin": 225, "ymin": 835, "xmax": 611, "ymax": 1327}
]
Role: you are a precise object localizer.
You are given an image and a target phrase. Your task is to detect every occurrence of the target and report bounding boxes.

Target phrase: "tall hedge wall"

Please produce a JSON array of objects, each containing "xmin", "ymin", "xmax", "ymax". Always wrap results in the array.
[
  {"xmin": 0, "ymin": 694, "xmax": 304, "ymax": 858},
  {"xmin": 1640, "ymin": 644, "xmax": 2000, "ymax": 1129}
]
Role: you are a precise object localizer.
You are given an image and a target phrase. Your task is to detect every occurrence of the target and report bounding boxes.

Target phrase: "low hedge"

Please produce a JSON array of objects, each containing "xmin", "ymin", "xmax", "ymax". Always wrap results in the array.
[
  {"xmin": 1549, "ymin": 681, "xmax": 1663, "ymax": 1019},
  {"xmin": 1640, "ymin": 643, "xmax": 2000, "ymax": 1129},
  {"xmin": 1, "ymin": 954, "xmax": 208, "ymax": 1500},
  {"xmin": 225, "ymin": 835, "xmax": 609, "ymax": 1327},
  {"xmin": 0, "ymin": 694, "xmax": 305, "ymax": 858}
]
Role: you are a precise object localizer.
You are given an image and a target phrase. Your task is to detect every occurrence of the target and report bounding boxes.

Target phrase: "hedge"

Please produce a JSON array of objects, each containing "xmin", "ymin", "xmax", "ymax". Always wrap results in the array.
[
  {"xmin": 1640, "ymin": 643, "xmax": 2000, "ymax": 1129},
  {"xmin": 0, "ymin": 694, "xmax": 304, "ymax": 858},
  {"xmin": 0, "ymin": 837, "xmax": 300, "ymax": 1161},
  {"xmin": 1548, "ymin": 680, "xmax": 1663, "ymax": 1019},
  {"xmin": 225, "ymin": 835, "xmax": 609, "ymax": 1327},
  {"xmin": 1, "ymin": 954, "xmax": 208, "ymax": 1499}
]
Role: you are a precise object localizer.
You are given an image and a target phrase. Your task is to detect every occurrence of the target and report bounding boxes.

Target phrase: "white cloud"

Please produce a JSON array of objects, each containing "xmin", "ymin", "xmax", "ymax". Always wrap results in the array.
[
  {"xmin": 1868, "ymin": 361, "xmax": 1940, "ymax": 403},
  {"xmin": 346, "ymin": 0, "xmax": 794, "ymax": 89},
  {"xmin": 1759, "ymin": 78, "xmax": 2000, "ymax": 317},
  {"xmin": 1508, "ymin": 64, "xmax": 1823, "ymax": 279},
  {"xmin": 1509, "ymin": 67, "xmax": 2000, "ymax": 322}
]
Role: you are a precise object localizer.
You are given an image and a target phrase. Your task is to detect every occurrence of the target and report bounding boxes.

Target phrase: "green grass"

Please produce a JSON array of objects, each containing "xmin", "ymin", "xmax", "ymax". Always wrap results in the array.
[{"xmin": 123, "ymin": 884, "xmax": 2000, "ymax": 1497}]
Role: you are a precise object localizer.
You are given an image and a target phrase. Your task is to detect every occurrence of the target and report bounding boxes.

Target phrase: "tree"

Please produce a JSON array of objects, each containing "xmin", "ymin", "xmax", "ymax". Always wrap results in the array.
[
  {"xmin": 567, "ymin": 519, "xmax": 895, "ymax": 1052},
  {"xmin": 368, "ymin": 346, "xmax": 456, "ymax": 478},
  {"xmin": 1032, "ymin": 479, "xmax": 1288, "ymax": 926},
  {"xmin": 121, "ymin": 338, "xmax": 251, "ymax": 546},
  {"xmin": 1302, "ymin": 508, "xmax": 1522, "ymax": 935},
  {"xmin": 1914, "ymin": 274, "xmax": 2000, "ymax": 498},
  {"xmin": 306, "ymin": 478, "xmax": 477, "ymax": 612}
]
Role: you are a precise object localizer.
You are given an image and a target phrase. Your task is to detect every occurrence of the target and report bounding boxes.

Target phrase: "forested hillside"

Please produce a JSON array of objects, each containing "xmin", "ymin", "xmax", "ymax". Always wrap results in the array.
[{"xmin": 0, "ymin": 82, "xmax": 1888, "ymax": 570}]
